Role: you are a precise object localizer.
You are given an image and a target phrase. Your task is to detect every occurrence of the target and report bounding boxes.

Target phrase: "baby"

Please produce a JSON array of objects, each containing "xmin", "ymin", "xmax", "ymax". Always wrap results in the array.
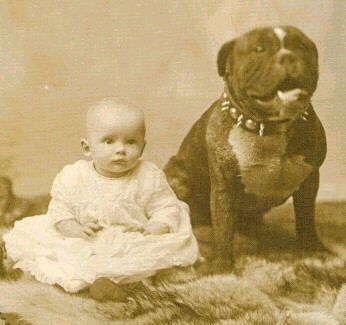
[
  {"xmin": 3, "ymin": 98, "xmax": 199, "ymax": 300},
  {"xmin": 56, "ymin": 99, "xmax": 170, "ymax": 238}
]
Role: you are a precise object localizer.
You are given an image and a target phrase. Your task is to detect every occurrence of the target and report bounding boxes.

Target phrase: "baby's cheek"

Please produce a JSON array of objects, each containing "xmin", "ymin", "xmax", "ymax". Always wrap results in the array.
[{"xmin": 130, "ymin": 147, "xmax": 142, "ymax": 158}]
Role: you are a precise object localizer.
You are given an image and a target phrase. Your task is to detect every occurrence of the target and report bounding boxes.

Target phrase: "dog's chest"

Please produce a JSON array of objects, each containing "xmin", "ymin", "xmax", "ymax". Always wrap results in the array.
[{"xmin": 228, "ymin": 128, "xmax": 313, "ymax": 203}]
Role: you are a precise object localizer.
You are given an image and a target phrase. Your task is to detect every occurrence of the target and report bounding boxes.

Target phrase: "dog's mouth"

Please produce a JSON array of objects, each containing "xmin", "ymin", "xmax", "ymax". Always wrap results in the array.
[
  {"xmin": 247, "ymin": 79, "xmax": 309, "ymax": 105},
  {"xmin": 244, "ymin": 79, "xmax": 311, "ymax": 122},
  {"xmin": 254, "ymin": 88, "xmax": 308, "ymax": 106}
]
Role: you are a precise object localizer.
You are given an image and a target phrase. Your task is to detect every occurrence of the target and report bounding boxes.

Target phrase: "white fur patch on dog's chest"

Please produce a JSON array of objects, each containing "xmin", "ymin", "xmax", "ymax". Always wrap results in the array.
[{"xmin": 228, "ymin": 128, "xmax": 313, "ymax": 202}]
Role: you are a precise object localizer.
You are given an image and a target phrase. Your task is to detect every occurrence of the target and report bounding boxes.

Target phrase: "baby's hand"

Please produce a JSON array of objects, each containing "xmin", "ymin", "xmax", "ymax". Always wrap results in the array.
[
  {"xmin": 144, "ymin": 221, "xmax": 170, "ymax": 235},
  {"xmin": 55, "ymin": 219, "xmax": 101, "ymax": 239},
  {"xmin": 55, "ymin": 219, "xmax": 87, "ymax": 239},
  {"xmin": 82, "ymin": 221, "xmax": 103, "ymax": 237}
]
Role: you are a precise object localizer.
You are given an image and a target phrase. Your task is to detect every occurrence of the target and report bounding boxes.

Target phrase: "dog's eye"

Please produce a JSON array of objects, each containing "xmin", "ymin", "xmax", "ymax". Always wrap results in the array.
[
  {"xmin": 297, "ymin": 42, "xmax": 307, "ymax": 51},
  {"xmin": 254, "ymin": 45, "xmax": 265, "ymax": 53}
]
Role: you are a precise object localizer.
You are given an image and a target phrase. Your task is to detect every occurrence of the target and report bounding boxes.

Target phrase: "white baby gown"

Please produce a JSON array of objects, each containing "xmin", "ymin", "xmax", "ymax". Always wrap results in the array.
[{"xmin": 4, "ymin": 160, "xmax": 199, "ymax": 292}]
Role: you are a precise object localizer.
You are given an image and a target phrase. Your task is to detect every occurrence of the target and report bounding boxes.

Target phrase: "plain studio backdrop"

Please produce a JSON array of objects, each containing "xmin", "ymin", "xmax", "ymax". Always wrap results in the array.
[{"xmin": 0, "ymin": 0, "xmax": 345, "ymax": 201}]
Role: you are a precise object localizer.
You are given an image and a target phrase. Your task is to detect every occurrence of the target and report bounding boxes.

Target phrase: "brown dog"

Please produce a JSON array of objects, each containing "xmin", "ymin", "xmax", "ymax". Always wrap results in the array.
[{"xmin": 164, "ymin": 26, "xmax": 326, "ymax": 270}]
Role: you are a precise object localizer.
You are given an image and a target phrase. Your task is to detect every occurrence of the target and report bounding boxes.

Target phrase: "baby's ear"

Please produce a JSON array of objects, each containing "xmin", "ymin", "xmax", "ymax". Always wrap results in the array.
[
  {"xmin": 141, "ymin": 140, "xmax": 146, "ymax": 155},
  {"xmin": 81, "ymin": 138, "xmax": 91, "ymax": 157}
]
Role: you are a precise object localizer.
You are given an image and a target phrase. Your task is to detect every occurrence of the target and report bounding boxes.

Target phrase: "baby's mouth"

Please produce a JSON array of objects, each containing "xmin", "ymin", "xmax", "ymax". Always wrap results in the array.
[{"xmin": 112, "ymin": 159, "xmax": 126, "ymax": 165}]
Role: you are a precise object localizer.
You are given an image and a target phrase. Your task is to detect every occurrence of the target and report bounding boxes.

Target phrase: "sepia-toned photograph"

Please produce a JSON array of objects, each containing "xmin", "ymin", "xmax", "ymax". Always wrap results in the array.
[{"xmin": 0, "ymin": 1, "xmax": 345, "ymax": 324}]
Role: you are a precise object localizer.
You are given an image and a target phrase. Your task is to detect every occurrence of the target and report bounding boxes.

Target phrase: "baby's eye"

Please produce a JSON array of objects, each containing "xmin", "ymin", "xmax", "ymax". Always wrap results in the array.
[
  {"xmin": 104, "ymin": 138, "xmax": 113, "ymax": 144},
  {"xmin": 127, "ymin": 139, "xmax": 137, "ymax": 145}
]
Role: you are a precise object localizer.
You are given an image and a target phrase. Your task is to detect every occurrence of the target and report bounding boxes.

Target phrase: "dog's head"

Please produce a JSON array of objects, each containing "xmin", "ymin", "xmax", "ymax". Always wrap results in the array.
[{"xmin": 218, "ymin": 26, "xmax": 318, "ymax": 122}]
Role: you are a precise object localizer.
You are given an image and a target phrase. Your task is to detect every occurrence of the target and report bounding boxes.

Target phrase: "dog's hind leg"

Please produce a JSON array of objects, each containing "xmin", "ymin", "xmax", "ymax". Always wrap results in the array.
[
  {"xmin": 164, "ymin": 157, "xmax": 211, "ymax": 225},
  {"xmin": 164, "ymin": 157, "xmax": 191, "ymax": 201}
]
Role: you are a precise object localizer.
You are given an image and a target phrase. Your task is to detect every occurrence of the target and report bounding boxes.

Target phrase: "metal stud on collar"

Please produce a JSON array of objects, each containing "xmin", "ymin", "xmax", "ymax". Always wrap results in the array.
[
  {"xmin": 236, "ymin": 114, "xmax": 244, "ymax": 127},
  {"xmin": 245, "ymin": 119, "xmax": 257, "ymax": 131},
  {"xmin": 221, "ymin": 91, "xmax": 264, "ymax": 135},
  {"xmin": 229, "ymin": 107, "xmax": 238, "ymax": 119},
  {"xmin": 221, "ymin": 100, "xmax": 230, "ymax": 111},
  {"xmin": 221, "ymin": 92, "xmax": 230, "ymax": 111},
  {"xmin": 300, "ymin": 111, "xmax": 309, "ymax": 121}
]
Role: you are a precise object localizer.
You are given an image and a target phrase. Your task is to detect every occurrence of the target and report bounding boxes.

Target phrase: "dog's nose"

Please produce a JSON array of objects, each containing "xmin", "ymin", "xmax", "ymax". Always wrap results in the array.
[{"xmin": 277, "ymin": 51, "xmax": 297, "ymax": 65}]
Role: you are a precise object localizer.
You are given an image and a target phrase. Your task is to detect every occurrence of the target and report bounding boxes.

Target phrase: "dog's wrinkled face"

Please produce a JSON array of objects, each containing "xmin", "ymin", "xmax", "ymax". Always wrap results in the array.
[{"xmin": 218, "ymin": 26, "xmax": 319, "ymax": 121}]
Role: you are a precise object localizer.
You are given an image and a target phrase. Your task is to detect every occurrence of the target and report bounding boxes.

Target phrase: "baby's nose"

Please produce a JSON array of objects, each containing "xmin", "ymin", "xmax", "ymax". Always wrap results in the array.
[{"xmin": 114, "ymin": 143, "xmax": 126, "ymax": 155}]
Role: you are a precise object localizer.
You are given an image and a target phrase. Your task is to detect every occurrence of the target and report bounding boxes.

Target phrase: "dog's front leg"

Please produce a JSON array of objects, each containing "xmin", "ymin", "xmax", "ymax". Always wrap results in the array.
[
  {"xmin": 293, "ymin": 170, "xmax": 325, "ymax": 251},
  {"xmin": 209, "ymin": 156, "xmax": 240, "ymax": 272}
]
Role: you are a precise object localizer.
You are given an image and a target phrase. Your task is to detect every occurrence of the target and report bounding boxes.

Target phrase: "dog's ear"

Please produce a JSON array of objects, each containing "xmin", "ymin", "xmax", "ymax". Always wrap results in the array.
[{"xmin": 217, "ymin": 40, "xmax": 235, "ymax": 77}]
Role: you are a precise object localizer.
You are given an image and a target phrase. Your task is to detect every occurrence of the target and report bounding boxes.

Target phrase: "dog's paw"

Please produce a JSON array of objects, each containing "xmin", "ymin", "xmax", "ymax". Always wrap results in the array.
[{"xmin": 297, "ymin": 238, "xmax": 334, "ymax": 257}]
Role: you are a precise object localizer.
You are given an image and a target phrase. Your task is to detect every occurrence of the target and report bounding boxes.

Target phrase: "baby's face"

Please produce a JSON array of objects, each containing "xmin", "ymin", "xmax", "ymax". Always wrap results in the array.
[{"xmin": 84, "ymin": 104, "xmax": 145, "ymax": 178}]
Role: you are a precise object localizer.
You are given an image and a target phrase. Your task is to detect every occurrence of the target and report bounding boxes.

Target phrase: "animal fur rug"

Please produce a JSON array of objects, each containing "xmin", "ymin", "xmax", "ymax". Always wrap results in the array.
[{"xmin": 0, "ymin": 202, "xmax": 345, "ymax": 325}]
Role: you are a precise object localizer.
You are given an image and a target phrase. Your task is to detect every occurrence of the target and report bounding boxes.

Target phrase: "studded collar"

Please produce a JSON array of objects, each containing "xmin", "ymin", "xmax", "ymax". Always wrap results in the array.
[{"xmin": 220, "ymin": 87, "xmax": 310, "ymax": 136}]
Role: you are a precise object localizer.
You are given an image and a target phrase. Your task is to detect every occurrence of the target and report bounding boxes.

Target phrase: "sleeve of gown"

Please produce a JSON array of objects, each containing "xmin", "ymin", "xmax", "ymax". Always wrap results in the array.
[
  {"xmin": 47, "ymin": 167, "xmax": 77, "ymax": 223},
  {"xmin": 145, "ymin": 169, "xmax": 189, "ymax": 233}
]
